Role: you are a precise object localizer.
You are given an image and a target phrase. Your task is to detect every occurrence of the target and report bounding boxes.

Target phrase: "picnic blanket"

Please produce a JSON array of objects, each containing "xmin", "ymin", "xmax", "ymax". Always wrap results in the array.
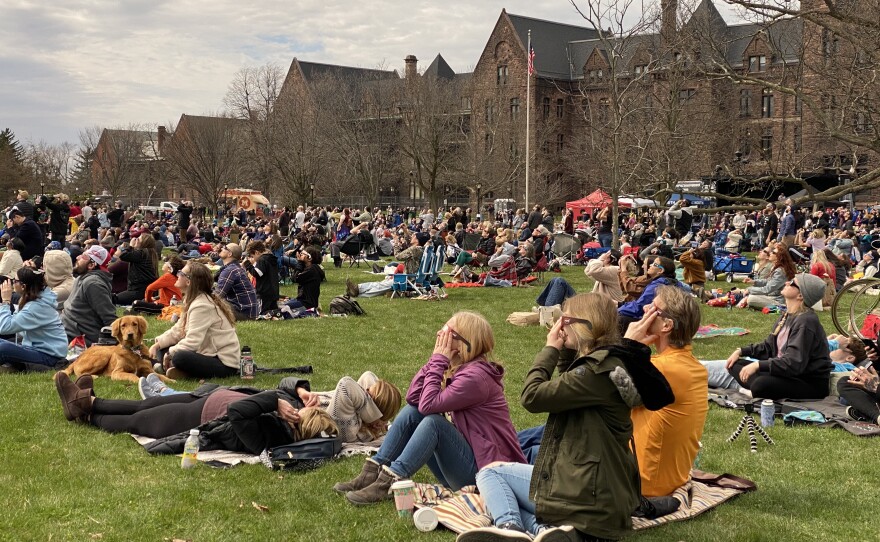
[
  {"xmin": 130, "ymin": 435, "xmax": 384, "ymax": 468},
  {"xmin": 411, "ymin": 470, "xmax": 756, "ymax": 534},
  {"xmin": 445, "ymin": 282, "xmax": 483, "ymax": 288},
  {"xmin": 695, "ymin": 325, "xmax": 750, "ymax": 339},
  {"xmin": 708, "ymin": 388, "xmax": 880, "ymax": 437}
]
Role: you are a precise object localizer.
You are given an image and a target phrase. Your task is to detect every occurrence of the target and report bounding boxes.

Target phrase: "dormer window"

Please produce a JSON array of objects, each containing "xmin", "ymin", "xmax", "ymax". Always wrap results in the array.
[
  {"xmin": 749, "ymin": 55, "xmax": 766, "ymax": 72},
  {"xmin": 588, "ymin": 69, "xmax": 603, "ymax": 83},
  {"xmin": 634, "ymin": 64, "xmax": 647, "ymax": 75}
]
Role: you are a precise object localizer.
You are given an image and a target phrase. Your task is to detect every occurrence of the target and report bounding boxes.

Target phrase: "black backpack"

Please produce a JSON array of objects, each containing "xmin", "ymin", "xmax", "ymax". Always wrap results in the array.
[{"xmin": 329, "ymin": 295, "xmax": 365, "ymax": 316}]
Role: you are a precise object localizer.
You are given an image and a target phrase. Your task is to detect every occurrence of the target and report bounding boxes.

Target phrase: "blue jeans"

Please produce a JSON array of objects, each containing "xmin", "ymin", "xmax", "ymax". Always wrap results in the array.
[
  {"xmin": 536, "ymin": 277, "xmax": 576, "ymax": 307},
  {"xmin": 701, "ymin": 358, "xmax": 755, "ymax": 390},
  {"xmin": 0, "ymin": 340, "xmax": 65, "ymax": 372},
  {"xmin": 476, "ymin": 463, "xmax": 544, "ymax": 535},
  {"xmin": 517, "ymin": 426, "xmax": 545, "ymax": 464},
  {"xmin": 598, "ymin": 233, "xmax": 612, "ymax": 248},
  {"xmin": 372, "ymin": 404, "xmax": 478, "ymax": 490}
]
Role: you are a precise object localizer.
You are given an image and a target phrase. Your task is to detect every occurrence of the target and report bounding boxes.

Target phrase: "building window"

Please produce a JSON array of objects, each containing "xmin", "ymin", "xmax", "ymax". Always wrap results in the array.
[
  {"xmin": 541, "ymin": 140, "xmax": 550, "ymax": 154},
  {"xmin": 556, "ymin": 98, "xmax": 564, "ymax": 118},
  {"xmin": 581, "ymin": 98, "xmax": 589, "ymax": 115},
  {"xmin": 633, "ymin": 64, "xmax": 647, "ymax": 76},
  {"xmin": 760, "ymin": 129, "xmax": 773, "ymax": 160},
  {"xmin": 853, "ymin": 111, "xmax": 873, "ymax": 134},
  {"xmin": 497, "ymin": 65, "xmax": 508, "ymax": 86},
  {"xmin": 542, "ymin": 97, "xmax": 550, "ymax": 120},
  {"xmin": 794, "ymin": 95, "xmax": 802, "ymax": 115},
  {"xmin": 748, "ymin": 55, "xmax": 766, "ymax": 72},
  {"xmin": 510, "ymin": 98, "xmax": 520, "ymax": 119},
  {"xmin": 588, "ymin": 69, "xmax": 603, "ymax": 83},
  {"xmin": 822, "ymin": 30, "xmax": 839, "ymax": 58},
  {"xmin": 740, "ymin": 89, "xmax": 752, "ymax": 117},
  {"xmin": 678, "ymin": 89, "xmax": 696, "ymax": 103},
  {"xmin": 485, "ymin": 133, "xmax": 493, "ymax": 151},
  {"xmin": 762, "ymin": 88, "xmax": 773, "ymax": 118},
  {"xmin": 556, "ymin": 134, "xmax": 564, "ymax": 152},
  {"xmin": 461, "ymin": 97, "xmax": 472, "ymax": 111},
  {"xmin": 598, "ymin": 98, "xmax": 609, "ymax": 124},
  {"xmin": 485, "ymin": 101, "xmax": 495, "ymax": 123},
  {"xmin": 794, "ymin": 125, "xmax": 802, "ymax": 153}
]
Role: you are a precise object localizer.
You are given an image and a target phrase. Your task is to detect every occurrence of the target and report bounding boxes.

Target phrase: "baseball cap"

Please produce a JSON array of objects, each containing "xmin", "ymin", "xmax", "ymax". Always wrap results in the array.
[
  {"xmin": 7, "ymin": 206, "xmax": 23, "ymax": 219},
  {"xmin": 83, "ymin": 245, "xmax": 110, "ymax": 267}
]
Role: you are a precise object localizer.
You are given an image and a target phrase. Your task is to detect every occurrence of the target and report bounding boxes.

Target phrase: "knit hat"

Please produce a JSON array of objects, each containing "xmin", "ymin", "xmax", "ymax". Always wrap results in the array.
[
  {"xmin": 794, "ymin": 273, "xmax": 825, "ymax": 309},
  {"xmin": 415, "ymin": 232, "xmax": 431, "ymax": 246},
  {"xmin": 83, "ymin": 245, "xmax": 110, "ymax": 267}
]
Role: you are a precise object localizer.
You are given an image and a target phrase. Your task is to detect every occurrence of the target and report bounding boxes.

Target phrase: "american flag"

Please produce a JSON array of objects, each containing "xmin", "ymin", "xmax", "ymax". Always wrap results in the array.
[{"xmin": 528, "ymin": 45, "xmax": 536, "ymax": 76}]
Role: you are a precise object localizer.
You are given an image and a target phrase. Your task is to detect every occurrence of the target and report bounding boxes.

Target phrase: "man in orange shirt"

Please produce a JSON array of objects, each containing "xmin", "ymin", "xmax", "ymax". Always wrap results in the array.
[{"xmin": 626, "ymin": 285, "xmax": 708, "ymax": 497}]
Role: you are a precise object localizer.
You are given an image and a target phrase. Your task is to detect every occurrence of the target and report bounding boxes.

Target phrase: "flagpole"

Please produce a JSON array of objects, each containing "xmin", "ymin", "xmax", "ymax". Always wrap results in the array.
[{"xmin": 525, "ymin": 29, "xmax": 531, "ymax": 211}]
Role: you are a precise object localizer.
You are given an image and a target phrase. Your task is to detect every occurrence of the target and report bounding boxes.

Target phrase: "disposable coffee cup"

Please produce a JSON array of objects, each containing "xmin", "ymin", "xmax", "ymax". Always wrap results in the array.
[
  {"xmin": 413, "ymin": 507, "xmax": 438, "ymax": 532},
  {"xmin": 390, "ymin": 480, "xmax": 415, "ymax": 519}
]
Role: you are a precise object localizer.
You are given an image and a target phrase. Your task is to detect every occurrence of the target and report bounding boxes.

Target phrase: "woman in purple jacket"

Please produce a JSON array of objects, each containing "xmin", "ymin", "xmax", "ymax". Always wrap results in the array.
[{"xmin": 335, "ymin": 311, "xmax": 526, "ymax": 505}]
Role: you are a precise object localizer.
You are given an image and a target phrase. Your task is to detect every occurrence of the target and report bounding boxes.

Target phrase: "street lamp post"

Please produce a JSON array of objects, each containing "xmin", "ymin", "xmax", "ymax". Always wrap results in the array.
[
  {"xmin": 476, "ymin": 182, "xmax": 482, "ymax": 220},
  {"xmin": 310, "ymin": 183, "xmax": 315, "ymax": 207}
]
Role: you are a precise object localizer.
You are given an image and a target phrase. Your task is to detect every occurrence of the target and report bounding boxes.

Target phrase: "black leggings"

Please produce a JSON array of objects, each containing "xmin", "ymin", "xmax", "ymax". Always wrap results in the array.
[
  {"xmin": 91, "ymin": 394, "xmax": 207, "ymax": 438},
  {"xmin": 728, "ymin": 359, "xmax": 829, "ymax": 400},
  {"xmin": 114, "ymin": 289, "xmax": 147, "ymax": 306},
  {"xmin": 160, "ymin": 348, "xmax": 238, "ymax": 379},
  {"xmin": 838, "ymin": 376, "xmax": 880, "ymax": 420}
]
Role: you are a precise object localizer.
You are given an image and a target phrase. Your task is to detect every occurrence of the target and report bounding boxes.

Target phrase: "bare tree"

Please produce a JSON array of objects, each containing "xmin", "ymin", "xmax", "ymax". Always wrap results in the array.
[
  {"xmin": 164, "ymin": 114, "xmax": 243, "ymax": 212},
  {"xmin": 89, "ymin": 124, "xmax": 156, "ymax": 200},
  {"xmin": 21, "ymin": 140, "xmax": 77, "ymax": 196}
]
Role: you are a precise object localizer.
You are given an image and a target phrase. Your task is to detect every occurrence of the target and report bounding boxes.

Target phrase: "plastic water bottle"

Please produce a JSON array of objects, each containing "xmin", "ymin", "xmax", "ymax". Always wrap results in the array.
[
  {"xmin": 760, "ymin": 399, "xmax": 775, "ymax": 427},
  {"xmin": 693, "ymin": 441, "xmax": 703, "ymax": 469},
  {"xmin": 240, "ymin": 346, "xmax": 254, "ymax": 379},
  {"xmin": 181, "ymin": 429, "xmax": 200, "ymax": 469}
]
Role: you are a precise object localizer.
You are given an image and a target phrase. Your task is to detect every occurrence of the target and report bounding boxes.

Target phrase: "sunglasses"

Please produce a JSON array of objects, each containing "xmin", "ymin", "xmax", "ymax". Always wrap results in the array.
[
  {"xmin": 441, "ymin": 325, "xmax": 472, "ymax": 353},
  {"xmin": 560, "ymin": 315, "xmax": 593, "ymax": 330},
  {"xmin": 651, "ymin": 262, "xmax": 664, "ymax": 270},
  {"xmin": 179, "ymin": 271, "xmax": 191, "ymax": 280},
  {"xmin": 787, "ymin": 279, "xmax": 799, "ymax": 290},
  {"xmin": 652, "ymin": 305, "xmax": 679, "ymax": 328}
]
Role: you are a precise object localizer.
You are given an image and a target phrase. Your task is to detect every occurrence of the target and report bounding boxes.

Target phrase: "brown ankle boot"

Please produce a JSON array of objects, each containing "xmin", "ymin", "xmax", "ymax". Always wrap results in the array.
[
  {"xmin": 345, "ymin": 466, "xmax": 398, "ymax": 505},
  {"xmin": 74, "ymin": 374, "xmax": 95, "ymax": 396},
  {"xmin": 54, "ymin": 371, "xmax": 93, "ymax": 421},
  {"xmin": 333, "ymin": 460, "xmax": 381, "ymax": 493}
]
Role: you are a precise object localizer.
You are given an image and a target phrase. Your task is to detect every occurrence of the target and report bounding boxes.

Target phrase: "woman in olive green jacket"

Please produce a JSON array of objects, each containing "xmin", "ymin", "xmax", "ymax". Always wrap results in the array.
[{"xmin": 459, "ymin": 293, "xmax": 664, "ymax": 542}]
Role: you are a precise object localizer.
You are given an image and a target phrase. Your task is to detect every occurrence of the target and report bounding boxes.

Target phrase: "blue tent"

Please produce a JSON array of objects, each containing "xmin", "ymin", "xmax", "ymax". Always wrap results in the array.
[{"xmin": 667, "ymin": 193, "xmax": 712, "ymax": 207}]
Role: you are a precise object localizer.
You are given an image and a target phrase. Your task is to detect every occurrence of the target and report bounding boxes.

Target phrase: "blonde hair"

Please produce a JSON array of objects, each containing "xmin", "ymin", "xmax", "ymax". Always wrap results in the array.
[
  {"xmin": 561, "ymin": 293, "xmax": 620, "ymax": 357},
  {"xmin": 298, "ymin": 407, "xmax": 338, "ymax": 440},
  {"xmin": 811, "ymin": 228, "xmax": 826, "ymax": 240},
  {"xmin": 369, "ymin": 380, "xmax": 402, "ymax": 422},
  {"xmin": 445, "ymin": 311, "xmax": 495, "ymax": 379},
  {"xmin": 655, "ymin": 285, "xmax": 701, "ymax": 348}
]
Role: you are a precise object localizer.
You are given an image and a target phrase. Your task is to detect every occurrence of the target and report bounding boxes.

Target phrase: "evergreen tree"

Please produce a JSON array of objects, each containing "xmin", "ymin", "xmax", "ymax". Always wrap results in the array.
[{"xmin": 0, "ymin": 128, "xmax": 26, "ymax": 195}]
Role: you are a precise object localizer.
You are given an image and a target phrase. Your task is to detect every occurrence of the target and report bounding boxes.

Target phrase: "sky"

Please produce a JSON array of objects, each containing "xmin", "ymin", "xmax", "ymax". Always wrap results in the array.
[{"xmin": 0, "ymin": 0, "xmax": 744, "ymax": 148}]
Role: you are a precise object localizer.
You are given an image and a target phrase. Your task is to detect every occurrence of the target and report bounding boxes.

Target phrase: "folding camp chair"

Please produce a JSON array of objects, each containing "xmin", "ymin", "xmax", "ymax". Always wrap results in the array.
[
  {"xmin": 412, "ymin": 241, "xmax": 447, "ymax": 298},
  {"xmin": 551, "ymin": 233, "xmax": 580, "ymax": 265},
  {"xmin": 461, "ymin": 233, "xmax": 481, "ymax": 251}
]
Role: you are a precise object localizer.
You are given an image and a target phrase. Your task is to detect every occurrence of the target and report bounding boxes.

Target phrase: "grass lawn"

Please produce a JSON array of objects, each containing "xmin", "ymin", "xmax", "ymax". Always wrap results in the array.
[{"xmin": 1, "ymin": 262, "xmax": 874, "ymax": 542}]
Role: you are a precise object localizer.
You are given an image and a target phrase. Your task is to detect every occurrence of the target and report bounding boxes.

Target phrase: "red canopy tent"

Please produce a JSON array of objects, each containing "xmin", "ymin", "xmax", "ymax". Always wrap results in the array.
[{"xmin": 566, "ymin": 189, "xmax": 631, "ymax": 216}]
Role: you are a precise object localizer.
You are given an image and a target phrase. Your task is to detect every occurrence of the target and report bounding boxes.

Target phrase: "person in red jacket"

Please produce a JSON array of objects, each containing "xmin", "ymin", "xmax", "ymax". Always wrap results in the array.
[{"xmin": 130, "ymin": 256, "xmax": 184, "ymax": 314}]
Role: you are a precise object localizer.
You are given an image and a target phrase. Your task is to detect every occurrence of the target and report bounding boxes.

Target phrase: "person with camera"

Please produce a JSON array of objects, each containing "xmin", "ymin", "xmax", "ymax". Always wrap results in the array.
[
  {"xmin": 242, "ymin": 240, "xmax": 279, "ymax": 315},
  {"xmin": 39, "ymin": 193, "xmax": 71, "ymax": 245},
  {"xmin": 0, "ymin": 266, "xmax": 68, "ymax": 373},
  {"xmin": 176, "ymin": 200, "xmax": 193, "ymax": 242}
]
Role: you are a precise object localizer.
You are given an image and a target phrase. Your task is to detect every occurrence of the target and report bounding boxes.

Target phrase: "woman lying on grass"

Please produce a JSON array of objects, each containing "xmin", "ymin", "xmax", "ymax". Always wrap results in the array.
[
  {"xmin": 142, "ymin": 371, "xmax": 403, "ymax": 444},
  {"xmin": 458, "ymin": 294, "xmax": 672, "ymax": 542},
  {"xmin": 726, "ymin": 273, "xmax": 832, "ymax": 400},
  {"xmin": 54, "ymin": 372, "xmax": 336, "ymax": 455},
  {"xmin": 335, "ymin": 311, "xmax": 525, "ymax": 505}
]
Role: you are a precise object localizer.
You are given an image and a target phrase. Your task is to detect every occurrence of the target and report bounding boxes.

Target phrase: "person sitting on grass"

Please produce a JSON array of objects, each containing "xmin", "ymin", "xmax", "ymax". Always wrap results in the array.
[
  {"xmin": 618, "ymin": 256, "xmax": 678, "ymax": 332},
  {"xmin": 288, "ymin": 246, "xmax": 324, "ymax": 311},
  {"xmin": 725, "ymin": 273, "xmax": 832, "ymax": 400},
  {"xmin": 214, "ymin": 243, "xmax": 260, "ymax": 321},
  {"xmin": 584, "ymin": 249, "xmax": 624, "ymax": 303},
  {"xmin": 150, "ymin": 262, "xmax": 241, "ymax": 380},
  {"xmin": 837, "ymin": 365, "xmax": 880, "ymax": 425},
  {"xmin": 53, "ymin": 371, "xmax": 337, "ymax": 455},
  {"xmin": 113, "ymin": 234, "xmax": 159, "ymax": 306},
  {"xmin": 130, "ymin": 256, "xmax": 184, "ymax": 314},
  {"xmin": 459, "ymin": 293, "xmax": 675, "ymax": 542},
  {"xmin": 739, "ymin": 243, "xmax": 797, "ymax": 310},
  {"xmin": 62, "ymin": 245, "xmax": 117, "ymax": 346},
  {"xmin": 618, "ymin": 253, "xmax": 657, "ymax": 302},
  {"xmin": 0, "ymin": 267, "xmax": 68, "ymax": 373},
  {"xmin": 334, "ymin": 311, "xmax": 525, "ymax": 504},
  {"xmin": 243, "ymin": 240, "xmax": 280, "ymax": 315},
  {"xmin": 626, "ymin": 285, "xmax": 707, "ymax": 498}
]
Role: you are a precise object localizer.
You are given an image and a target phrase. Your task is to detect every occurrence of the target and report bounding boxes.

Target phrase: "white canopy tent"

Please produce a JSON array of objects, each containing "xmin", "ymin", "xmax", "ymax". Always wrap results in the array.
[{"xmin": 619, "ymin": 195, "xmax": 658, "ymax": 208}]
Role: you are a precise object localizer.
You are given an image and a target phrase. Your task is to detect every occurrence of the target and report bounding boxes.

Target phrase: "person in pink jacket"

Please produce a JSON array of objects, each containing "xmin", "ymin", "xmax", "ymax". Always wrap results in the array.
[{"xmin": 335, "ymin": 310, "xmax": 526, "ymax": 505}]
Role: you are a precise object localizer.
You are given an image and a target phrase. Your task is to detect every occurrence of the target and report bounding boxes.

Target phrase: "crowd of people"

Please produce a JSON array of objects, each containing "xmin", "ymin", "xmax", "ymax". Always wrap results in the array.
[{"xmin": 1, "ymin": 188, "xmax": 878, "ymax": 542}]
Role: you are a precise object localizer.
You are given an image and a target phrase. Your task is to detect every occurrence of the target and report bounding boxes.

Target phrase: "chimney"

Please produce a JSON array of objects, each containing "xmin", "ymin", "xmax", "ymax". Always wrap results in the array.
[
  {"xmin": 158, "ymin": 125, "xmax": 167, "ymax": 156},
  {"xmin": 404, "ymin": 55, "xmax": 418, "ymax": 79},
  {"xmin": 661, "ymin": 0, "xmax": 678, "ymax": 46}
]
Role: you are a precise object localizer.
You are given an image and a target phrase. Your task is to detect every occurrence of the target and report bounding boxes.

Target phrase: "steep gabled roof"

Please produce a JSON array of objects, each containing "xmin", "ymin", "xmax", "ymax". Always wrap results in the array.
[
  {"xmin": 424, "ymin": 54, "xmax": 456, "ymax": 79},
  {"xmin": 297, "ymin": 60, "xmax": 399, "ymax": 82},
  {"xmin": 102, "ymin": 129, "xmax": 160, "ymax": 160},
  {"xmin": 506, "ymin": 12, "xmax": 600, "ymax": 79},
  {"xmin": 724, "ymin": 18, "xmax": 802, "ymax": 67}
]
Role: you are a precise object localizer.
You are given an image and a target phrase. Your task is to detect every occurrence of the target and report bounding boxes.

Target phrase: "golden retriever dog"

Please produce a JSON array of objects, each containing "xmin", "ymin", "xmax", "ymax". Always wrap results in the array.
[{"xmin": 64, "ymin": 315, "xmax": 174, "ymax": 384}]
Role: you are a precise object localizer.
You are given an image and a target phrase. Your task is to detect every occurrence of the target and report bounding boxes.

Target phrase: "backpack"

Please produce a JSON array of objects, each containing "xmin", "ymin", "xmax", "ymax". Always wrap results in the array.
[
  {"xmin": 329, "ymin": 295, "xmax": 366, "ymax": 316},
  {"xmin": 269, "ymin": 435, "xmax": 343, "ymax": 471}
]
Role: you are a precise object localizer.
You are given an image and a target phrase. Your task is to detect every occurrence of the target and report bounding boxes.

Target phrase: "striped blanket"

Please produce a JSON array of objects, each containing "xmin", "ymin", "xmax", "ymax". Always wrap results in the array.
[{"xmin": 412, "ymin": 470, "xmax": 756, "ymax": 534}]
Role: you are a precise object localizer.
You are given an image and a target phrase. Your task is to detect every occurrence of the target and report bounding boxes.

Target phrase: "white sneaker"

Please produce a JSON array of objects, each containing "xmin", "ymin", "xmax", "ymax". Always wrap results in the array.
[
  {"xmin": 137, "ymin": 377, "xmax": 150, "ymax": 400},
  {"xmin": 534, "ymin": 525, "xmax": 580, "ymax": 542}
]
